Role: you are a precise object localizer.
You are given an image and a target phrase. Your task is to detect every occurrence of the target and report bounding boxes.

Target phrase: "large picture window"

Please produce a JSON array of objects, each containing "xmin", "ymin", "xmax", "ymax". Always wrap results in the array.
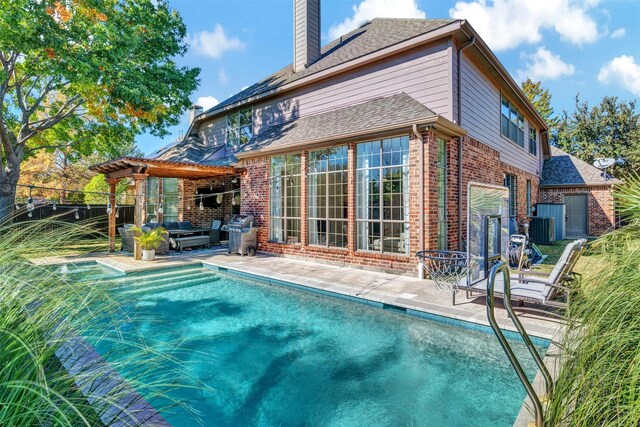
[
  {"xmin": 501, "ymin": 96, "xmax": 524, "ymax": 147},
  {"xmin": 308, "ymin": 146, "xmax": 348, "ymax": 248},
  {"xmin": 356, "ymin": 136, "xmax": 409, "ymax": 254},
  {"xmin": 504, "ymin": 174, "xmax": 518, "ymax": 218},
  {"xmin": 162, "ymin": 178, "xmax": 179, "ymax": 222},
  {"xmin": 226, "ymin": 108, "xmax": 252, "ymax": 148},
  {"xmin": 269, "ymin": 155, "xmax": 301, "ymax": 243},
  {"xmin": 436, "ymin": 139, "xmax": 447, "ymax": 250}
]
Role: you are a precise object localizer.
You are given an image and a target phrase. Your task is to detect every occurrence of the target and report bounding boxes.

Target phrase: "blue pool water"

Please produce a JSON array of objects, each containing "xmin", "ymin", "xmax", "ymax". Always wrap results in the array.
[{"xmin": 68, "ymin": 263, "xmax": 547, "ymax": 426}]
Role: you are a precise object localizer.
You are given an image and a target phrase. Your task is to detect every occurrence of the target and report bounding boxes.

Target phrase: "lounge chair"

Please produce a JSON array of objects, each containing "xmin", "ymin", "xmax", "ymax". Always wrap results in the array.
[
  {"xmin": 210, "ymin": 219, "xmax": 223, "ymax": 245},
  {"xmin": 461, "ymin": 238, "xmax": 587, "ymax": 309}
]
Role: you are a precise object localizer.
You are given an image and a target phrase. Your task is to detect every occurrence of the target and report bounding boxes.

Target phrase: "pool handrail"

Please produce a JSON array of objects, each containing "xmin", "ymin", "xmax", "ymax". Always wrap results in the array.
[{"xmin": 486, "ymin": 260, "xmax": 553, "ymax": 427}]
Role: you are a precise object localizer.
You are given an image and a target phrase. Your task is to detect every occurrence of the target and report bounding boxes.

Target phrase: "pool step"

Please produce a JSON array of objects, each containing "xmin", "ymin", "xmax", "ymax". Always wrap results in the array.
[
  {"xmin": 116, "ymin": 271, "xmax": 219, "ymax": 296},
  {"xmin": 104, "ymin": 267, "xmax": 206, "ymax": 289}
]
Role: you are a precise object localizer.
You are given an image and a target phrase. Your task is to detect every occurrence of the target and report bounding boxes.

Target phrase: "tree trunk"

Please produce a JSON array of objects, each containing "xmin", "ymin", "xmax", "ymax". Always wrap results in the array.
[{"xmin": 0, "ymin": 159, "xmax": 21, "ymax": 225}]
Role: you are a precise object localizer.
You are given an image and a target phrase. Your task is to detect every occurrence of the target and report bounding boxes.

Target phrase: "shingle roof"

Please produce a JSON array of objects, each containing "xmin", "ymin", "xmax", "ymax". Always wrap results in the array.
[
  {"xmin": 235, "ymin": 93, "xmax": 436, "ymax": 156},
  {"xmin": 541, "ymin": 146, "xmax": 621, "ymax": 187},
  {"xmin": 202, "ymin": 18, "xmax": 458, "ymax": 118},
  {"xmin": 152, "ymin": 135, "xmax": 225, "ymax": 165}
]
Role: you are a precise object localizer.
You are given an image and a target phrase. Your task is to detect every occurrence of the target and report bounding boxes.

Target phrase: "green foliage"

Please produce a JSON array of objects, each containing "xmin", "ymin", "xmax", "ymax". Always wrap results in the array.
[
  {"xmin": 553, "ymin": 95, "xmax": 640, "ymax": 175},
  {"xmin": 0, "ymin": 220, "xmax": 206, "ymax": 425},
  {"xmin": 0, "ymin": 0, "xmax": 199, "ymax": 217},
  {"xmin": 129, "ymin": 225, "xmax": 167, "ymax": 250},
  {"xmin": 546, "ymin": 175, "xmax": 640, "ymax": 426},
  {"xmin": 83, "ymin": 174, "xmax": 128, "ymax": 204},
  {"xmin": 521, "ymin": 79, "xmax": 558, "ymax": 129}
]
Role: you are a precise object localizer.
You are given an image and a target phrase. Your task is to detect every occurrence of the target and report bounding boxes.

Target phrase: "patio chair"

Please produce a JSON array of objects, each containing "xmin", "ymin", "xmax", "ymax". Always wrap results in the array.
[
  {"xmin": 210, "ymin": 219, "xmax": 223, "ymax": 245},
  {"xmin": 462, "ymin": 238, "xmax": 587, "ymax": 310},
  {"xmin": 118, "ymin": 225, "xmax": 135, "ymax": 252}
]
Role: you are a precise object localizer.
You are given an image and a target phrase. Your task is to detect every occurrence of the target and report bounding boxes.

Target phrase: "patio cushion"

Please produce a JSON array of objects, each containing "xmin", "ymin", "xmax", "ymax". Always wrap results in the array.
[
  {"xmin": 177, "ymin": 221, "xmax": 193, "ymax": 230},
  {"xmin": 163, "ymin": 221, "xmax": 179, "ymax": 230},
  {"xmin": 145, "ymin": 222, "xmax": 161, "ymax": 229}
]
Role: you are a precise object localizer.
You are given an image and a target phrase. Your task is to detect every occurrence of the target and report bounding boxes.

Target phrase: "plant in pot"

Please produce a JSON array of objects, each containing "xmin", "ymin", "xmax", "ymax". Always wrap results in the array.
[{"xmin": 129, "ymin": 226, "xmax": 167, "ymax": 261}]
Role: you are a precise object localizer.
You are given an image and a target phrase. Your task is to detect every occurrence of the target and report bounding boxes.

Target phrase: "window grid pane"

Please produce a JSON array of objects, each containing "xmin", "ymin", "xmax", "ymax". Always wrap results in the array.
[
  {"xmin": 356, "ymin": 136, "xmax": 410, "ymax": 254},
  {"xmin": 226, "ymin": 108, "xmax": 253, "ymax": 148},
  {"xmin": 308, "ymin": 146, "xmax": 348, "ymax": 248},
  {"xmin": 270, "ymin": 154, "xmax": 301, "ymax": 243}
]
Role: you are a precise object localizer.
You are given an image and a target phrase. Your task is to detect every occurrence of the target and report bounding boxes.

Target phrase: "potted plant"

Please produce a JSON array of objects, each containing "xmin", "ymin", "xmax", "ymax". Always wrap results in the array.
[{"xmin": 129, "ymin": 226, "xmax": 167, "ymax": 261}]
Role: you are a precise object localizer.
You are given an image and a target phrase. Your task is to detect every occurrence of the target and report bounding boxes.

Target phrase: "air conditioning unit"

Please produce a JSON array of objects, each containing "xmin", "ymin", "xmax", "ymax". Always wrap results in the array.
[{"xmin": 530, "ymin": 217, "xmax": 555, "ymax": 245}]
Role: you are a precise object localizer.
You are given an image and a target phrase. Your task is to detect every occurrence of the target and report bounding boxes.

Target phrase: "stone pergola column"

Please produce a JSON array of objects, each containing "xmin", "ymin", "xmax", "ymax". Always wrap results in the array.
[
  {"xmin": 132, "ymin": 173, "xmax": 148, "ymax": 260},
  {"xmin": 108, "ymin": 178, "xmax": 119, "ymax": 253}
]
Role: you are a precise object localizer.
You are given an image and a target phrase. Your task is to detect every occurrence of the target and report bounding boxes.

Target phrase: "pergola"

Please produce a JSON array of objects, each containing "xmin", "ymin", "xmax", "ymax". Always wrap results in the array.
[{"xmin": 91, "ymin": 156, "xmax": 239, "ymax": 259}]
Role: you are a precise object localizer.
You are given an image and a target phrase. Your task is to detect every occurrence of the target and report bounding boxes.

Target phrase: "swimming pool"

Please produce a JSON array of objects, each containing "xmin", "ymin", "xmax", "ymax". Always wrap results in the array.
[{"xmin": 69, "ymin": 262, "xmax": 547, "ymax": 426}]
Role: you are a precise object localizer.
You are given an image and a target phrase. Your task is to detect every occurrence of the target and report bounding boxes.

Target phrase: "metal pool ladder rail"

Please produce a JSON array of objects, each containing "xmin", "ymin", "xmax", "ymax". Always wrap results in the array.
[{"xmin": 486, "ymin": 261, "xmax": 553, "ymax": 427}]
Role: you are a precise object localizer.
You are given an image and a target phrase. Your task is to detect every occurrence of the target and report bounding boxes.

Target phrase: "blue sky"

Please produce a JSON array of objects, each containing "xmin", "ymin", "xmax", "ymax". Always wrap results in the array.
[{"xmin": 138, "ymin": 0, "xmax": 640, "ymax": 154}]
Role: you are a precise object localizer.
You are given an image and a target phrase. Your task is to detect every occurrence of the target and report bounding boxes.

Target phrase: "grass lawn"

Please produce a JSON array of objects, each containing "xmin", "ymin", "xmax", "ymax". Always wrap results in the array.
[{"xmin": 534, "ymin": 238, "xmax": 592, "ymax": 274}]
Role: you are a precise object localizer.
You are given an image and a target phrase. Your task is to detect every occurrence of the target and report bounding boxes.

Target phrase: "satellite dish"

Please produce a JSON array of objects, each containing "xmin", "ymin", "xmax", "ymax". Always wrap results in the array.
[{"xmin": 593, "ymin": 158, "xmax": 615, "ymax": 169}]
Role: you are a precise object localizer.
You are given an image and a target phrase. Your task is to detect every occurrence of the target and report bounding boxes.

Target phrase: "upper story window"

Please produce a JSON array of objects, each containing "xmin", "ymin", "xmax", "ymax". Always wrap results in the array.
[
  {"xmin": 529, "ymin": 127, "xmax": 538, "ymax": 156},
  {"xmin": 501, "ymin": 96, "xmax": 524, "ymax": 148},
  {"xmin": 226, "ymin": 108, "xmax": 252, "ymax": 148}
]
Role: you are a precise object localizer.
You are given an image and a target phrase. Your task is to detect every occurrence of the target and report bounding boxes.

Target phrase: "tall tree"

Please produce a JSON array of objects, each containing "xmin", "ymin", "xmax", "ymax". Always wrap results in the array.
[
  {"xmin": 521, "ymin": 79, "xmax": 558, "ymax": 129},
  {"xmin": 554, "ymin": 95, "xmax": 640, "ymax": 176},
  {"xmin": 0, "ymin": 0, "xmax": 199, "ymax": 221}
]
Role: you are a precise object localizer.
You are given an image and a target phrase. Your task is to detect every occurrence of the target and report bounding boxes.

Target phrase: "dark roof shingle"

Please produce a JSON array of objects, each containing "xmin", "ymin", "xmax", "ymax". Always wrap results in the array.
[
  {"xmin": 541, "ymin": 146, "xmax": 621, "ymax": 187},
  {"xmin": 202, "ymin": 18, "xmax": 458, "ymax": 118},
  {"xmin": 235, "ymin": 93, "xmax": 436, "ymax": 156}
]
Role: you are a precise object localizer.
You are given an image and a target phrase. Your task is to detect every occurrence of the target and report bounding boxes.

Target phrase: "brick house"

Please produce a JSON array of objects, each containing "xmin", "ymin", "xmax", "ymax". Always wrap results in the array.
[
  {"xmin": 93, "ymin": 1, "xmax": 616, "ymax": 272},
  {"xmin": 540, "ymin": 146, "xmax": 619, "ymax": 237}
]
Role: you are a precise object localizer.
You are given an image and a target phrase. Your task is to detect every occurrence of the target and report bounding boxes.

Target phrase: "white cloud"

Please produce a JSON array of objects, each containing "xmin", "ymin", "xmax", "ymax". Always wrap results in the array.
[
  {"xmin": 188, "ymin": 24, "xmax": 245, "ymax": 59},
  {"xmin": 218, "ymin": 68, "xmax": 228, "ymax": 85},
  {"xmin": 610, "ymin": 27, "xmax": 626, "ymax": 39},
  {"xmin": 328, "ymin": 0, "xmax": 426, "ymax": 41},
  {"xmin": 517, "ymin": 47, "xmax": 575, "ymax": 81},
  {"xmin": 449, "ymin": 0, "xmax": 599, "ymax": 51},
  {"xmin": 196, "ymin": 96, "xmax": 220, "ymax": 111},
  {"xmin": 597, "ymin": 55, "xmax": 640, "ymax": 96}
]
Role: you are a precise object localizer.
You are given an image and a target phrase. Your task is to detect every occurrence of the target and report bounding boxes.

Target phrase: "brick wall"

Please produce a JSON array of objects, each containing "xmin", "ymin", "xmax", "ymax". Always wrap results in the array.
[
  {"xmin": 180, "ymin": 177, "xmax": 236, "ymax": 228},
  {"xmin": 539, "ymin": 185, "xmax": 615, "ymax": 236},
  {"xmin": 237, "ymin": 132, "xmax": 542, "ymax": 275}
]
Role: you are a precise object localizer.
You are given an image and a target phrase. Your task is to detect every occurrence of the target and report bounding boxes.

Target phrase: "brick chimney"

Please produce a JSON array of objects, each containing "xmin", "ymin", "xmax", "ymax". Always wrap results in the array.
[{"xmin": 293, "ymin": 0, "xmax": 321, "ymax": 73}]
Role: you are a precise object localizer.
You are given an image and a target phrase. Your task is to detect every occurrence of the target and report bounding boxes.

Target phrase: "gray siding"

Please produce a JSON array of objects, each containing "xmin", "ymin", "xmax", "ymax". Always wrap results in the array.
[
  {"xmin": 198, "ymin": 116, "xmax": 226, "ymax": 146},
  {"xmin": 457, "ymin": 52, "xmax": 540, "ymax": 175},
  {"xmin": 254, "ymin": 41, "xmax": 451, "ymax": 135}
]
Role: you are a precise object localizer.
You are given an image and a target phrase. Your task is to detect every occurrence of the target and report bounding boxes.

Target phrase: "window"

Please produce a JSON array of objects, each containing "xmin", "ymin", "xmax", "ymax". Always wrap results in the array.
[
  {"xmin": 226, "ymin": 108, "xmax": 252, "ymax": 148},
  {"xmin": 501, "ymin": 96, "xmax": 524, "ymax": 147},
  {"xmin": 526, "ymin": 180, "xmax": 532, "ymax": 217},
  {"xmin": 436, "ymin": 139, "xmax": 447, "ymax": 250},
  {"xmin": 269, "ymin": 154, "xmax": 301, "ymax": 243},
  {"xmin": 356, "ymin": 136, "xmax": 409, "ymax": 254},
  {"xmin": 162, "ymin": 178, "xmax": 179, "ymax": 222},
  {"xmin": 308, "ymin": 146, "xmax": 348, "ymax": 248},
  {"xmin": 146, "ymin": 177, "xmax": 159, "ymax": 223},
  {"xmin": 146, "ymin": 178, "xmax": 179, "ymax": 222},
  {"xmin": 529, "ymin": 127, "xmax": 537, "ymax": 156},
  {"xmin": 504, "ymin": 174, "xmax": 518, "ymax": 218}
]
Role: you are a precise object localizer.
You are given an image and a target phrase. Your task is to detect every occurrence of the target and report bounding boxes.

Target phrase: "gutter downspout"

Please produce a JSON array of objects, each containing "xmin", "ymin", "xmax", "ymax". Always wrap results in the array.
[
  {"xmin": 456, "ymin": 33, "xmax": 475, "ymax": 250},
  {"xmin": 413, "ymin": 124, "xmax": 425, "ymax": 279}
]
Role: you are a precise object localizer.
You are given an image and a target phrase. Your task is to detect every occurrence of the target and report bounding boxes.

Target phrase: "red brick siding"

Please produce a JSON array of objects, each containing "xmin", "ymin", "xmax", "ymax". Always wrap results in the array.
[
  {"xmin": 180, "ymin": 177, "xmax": 235, "ymax": 228},
  {"xmin": 539, "ymin": 186, "xmax": 615, "ymax": 236},
  {"xmin": 236, "ymin": 133, "xmax": 543, "ymax": 274}
]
